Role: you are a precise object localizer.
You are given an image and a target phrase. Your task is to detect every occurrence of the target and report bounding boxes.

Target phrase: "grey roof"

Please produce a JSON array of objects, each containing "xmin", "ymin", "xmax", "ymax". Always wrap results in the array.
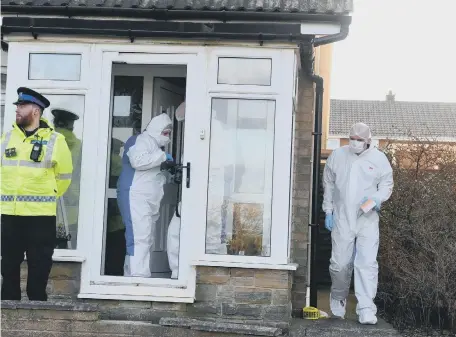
[
  {"xmin": 1, "ymin": 0, "xmax": 353, "ymax": 13},
  {"xmin": 330, "ymin": 99, "xmax": 456, "ymax": 139}
]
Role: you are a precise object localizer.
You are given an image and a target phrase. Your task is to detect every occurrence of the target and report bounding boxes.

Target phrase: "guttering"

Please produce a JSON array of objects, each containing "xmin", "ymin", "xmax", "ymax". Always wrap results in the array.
[
  {"xmin": 304, "ymin": 22, "xmax": 350, "ymax": 308},
  {"xmin": 1, "ymin": 5, "xmax": 352, "ymax": 25},
  {"xmin": 1, "ymin": 17, "xmax": 313, "ymax": 43},
  {"xmin": 1, "ymin": 26, "xmax": 309, "ymax": 44}
]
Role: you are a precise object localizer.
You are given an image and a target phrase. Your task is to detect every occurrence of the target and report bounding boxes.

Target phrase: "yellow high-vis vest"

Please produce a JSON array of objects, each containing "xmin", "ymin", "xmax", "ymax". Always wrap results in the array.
[{"xmin": 0, "ymin": 118, "xmax": 73, "ymax": 216}]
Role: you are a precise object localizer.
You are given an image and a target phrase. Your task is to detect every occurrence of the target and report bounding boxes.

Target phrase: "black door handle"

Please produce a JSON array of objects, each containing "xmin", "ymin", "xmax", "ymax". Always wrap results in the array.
[{"xmin": 183, "ymin": 162, "xmax": 191, "ymax": 188}]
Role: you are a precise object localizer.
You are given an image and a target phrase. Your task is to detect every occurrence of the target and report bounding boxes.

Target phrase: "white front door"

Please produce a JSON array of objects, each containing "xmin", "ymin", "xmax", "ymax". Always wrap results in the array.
[{"xmin": 80, "ymin": 50, "xmax": 205, "ymax": 302}]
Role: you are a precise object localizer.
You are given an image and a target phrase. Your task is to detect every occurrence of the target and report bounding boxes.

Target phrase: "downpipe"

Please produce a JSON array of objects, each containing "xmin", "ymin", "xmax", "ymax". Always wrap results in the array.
[{"xmin": 305, "ymin": 23, "xmax": 350, "ymax": 308}]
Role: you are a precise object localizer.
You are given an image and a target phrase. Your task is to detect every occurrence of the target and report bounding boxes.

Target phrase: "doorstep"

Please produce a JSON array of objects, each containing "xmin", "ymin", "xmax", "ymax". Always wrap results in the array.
[{"xmin": 0, "ymin": 300, "xmax": 401, "ymax": 337}]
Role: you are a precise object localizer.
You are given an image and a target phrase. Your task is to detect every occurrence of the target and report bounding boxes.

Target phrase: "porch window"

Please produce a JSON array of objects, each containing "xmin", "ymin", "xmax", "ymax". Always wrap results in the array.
[
  {"xmin": 206, "ymin": 98, "xmax": 275, "ymax": 257},
  {"xmin": 29, "ymin": 53, "xmax": 82, "ymax": 81},
  {"xmin": 196, "ymin": 48, "xmax": 295, "ymax": 267},
  {"xmin": 43, "ymin": 94, "xmax": 86, "ymax": 250},
  {"xmin": 3, "ymin": 42, "xmax": 91, "ymax": 260},
  {"xmin": 217, "ymin": 57, "xmax": 272, "ymax": 86}
]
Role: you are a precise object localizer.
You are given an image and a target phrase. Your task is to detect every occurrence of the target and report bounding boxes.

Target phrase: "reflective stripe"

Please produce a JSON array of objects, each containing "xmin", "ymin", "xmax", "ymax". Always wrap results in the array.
[
  {"xmin": 17, "ymin": 195, "xmax": 56, "ymax": 202},
  {"xmin": 45, "ymin": 133, "xmax": 58, "ymax": 162},
  {"xmin": 1, "ymin": 131, "xmax": 12, "ymax": 154},
  {"xmin": 57, "ymin": 173, "xmax": 72, "ymax": 180},
  {"xmin": 1, "ymin": 195, "xmax": 56, "ymax": 202},
  {"xmin": 1, "ymin": 131, "xmax": 13, "ymax": 165},
  {"xmin": 0, "ymin": 159, "xmax": 53, "ymax": 168},
  {"xmin": 1, "ymin": 160, "xmax": 18, "ymax": 166},
  {"xmin": 1, "ymin": 195, "xmax": 14, "ymax": 202}
]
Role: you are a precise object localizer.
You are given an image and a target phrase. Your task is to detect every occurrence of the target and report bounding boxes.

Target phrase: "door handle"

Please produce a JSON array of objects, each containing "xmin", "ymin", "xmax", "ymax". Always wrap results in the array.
[
  {"xmin": 173, "ymin": 162, "xmax": 191, "ymax": 188},
  {"xmin": 183, "ymin": 162, "xmax": 191, "ymax": 188}
]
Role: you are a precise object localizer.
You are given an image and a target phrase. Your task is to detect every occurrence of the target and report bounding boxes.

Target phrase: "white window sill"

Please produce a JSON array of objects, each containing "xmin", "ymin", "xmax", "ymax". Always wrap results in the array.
[
  {"xmin": 19, "ymin": 255, "xmax": 86, "ymax": 263},
  {"xmin": 191, "ymin": 260, "xmax": 298, "ymax": 271},
  {"xmin": 52, "ymin": 256, "xmax": 86, "ymax": 263}
]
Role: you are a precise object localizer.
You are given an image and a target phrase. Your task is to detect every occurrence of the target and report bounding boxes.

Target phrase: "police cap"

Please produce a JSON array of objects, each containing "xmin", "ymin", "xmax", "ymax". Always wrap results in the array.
[
  {"xmin": 51, "ymin": 108, "xmax": 80, "ymax": 121},
  {"xmin": 13, "ymin": 87, "xmax": 50, "ymax": 109}
]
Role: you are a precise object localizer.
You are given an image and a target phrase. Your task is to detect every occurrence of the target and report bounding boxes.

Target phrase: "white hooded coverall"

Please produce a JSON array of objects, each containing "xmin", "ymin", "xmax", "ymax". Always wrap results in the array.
[
  {"xmin": 322, "ymin": 144, "xmax": 393, "ymax": 316},
  {"xmin": 117, "ymin": 113, "xmax": 173, "ymax": 277}
]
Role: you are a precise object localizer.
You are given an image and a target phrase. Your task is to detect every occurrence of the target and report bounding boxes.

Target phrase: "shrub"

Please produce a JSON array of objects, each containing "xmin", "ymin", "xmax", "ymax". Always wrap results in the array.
[{"xmin": 377, "ymin": 139, "xmax": 456, "ymax": 333}]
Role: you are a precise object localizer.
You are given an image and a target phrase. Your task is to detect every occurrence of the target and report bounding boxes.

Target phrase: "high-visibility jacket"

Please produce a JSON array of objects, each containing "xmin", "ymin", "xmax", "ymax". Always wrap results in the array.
[{"xmin": 0, "ymin": 118, "xmax": 73, "ymax": 216}]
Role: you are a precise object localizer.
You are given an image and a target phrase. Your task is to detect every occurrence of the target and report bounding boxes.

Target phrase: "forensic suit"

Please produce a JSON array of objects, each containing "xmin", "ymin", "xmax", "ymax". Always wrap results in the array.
[
  {"xmin": 323, "ymin": 123, "xmax": 393, "ymax": 324},
  {"xmin": 117, "ymin": 113, "xmax": 173, "ymax": 277}
]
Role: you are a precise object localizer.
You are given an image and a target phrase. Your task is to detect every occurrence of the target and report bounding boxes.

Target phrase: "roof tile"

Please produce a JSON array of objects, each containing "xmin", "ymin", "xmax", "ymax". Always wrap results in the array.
[
  {"xmin": 1, "ymin": 0, "xmax": 353, "ymax": 12},
  {"xmin": 330, "ymin": 99, "xmax": 456, "ymax": 139}
]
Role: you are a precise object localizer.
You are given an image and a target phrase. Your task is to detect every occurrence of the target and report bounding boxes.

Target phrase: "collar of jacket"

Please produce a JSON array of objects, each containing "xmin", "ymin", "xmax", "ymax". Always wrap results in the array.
[{"xmin": 13, "ymin": 117, "xmax": 54, "ymax": 139}]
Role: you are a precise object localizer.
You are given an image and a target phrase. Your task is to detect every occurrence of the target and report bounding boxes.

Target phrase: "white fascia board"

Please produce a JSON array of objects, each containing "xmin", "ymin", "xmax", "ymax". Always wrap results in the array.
[{"xmin": 300, "ymin": 22, "xmax": 341, "ymax": 35}]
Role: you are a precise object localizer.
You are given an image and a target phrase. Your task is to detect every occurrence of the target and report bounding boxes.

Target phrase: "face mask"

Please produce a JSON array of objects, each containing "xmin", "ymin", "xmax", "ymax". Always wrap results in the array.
[
  {"xmin": 157, "ymin": 134, "xmax": 170, "ymax": 147},
  {"xmin": 349, "ymin": 139, "xmax": 366, "ymax": 154}
]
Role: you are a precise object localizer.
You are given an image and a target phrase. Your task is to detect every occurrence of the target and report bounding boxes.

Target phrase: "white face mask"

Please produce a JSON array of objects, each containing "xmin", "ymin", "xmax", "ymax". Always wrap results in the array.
[{"xmin": 349, "ymin": 139, "xmax": 366, "ymax": 154}]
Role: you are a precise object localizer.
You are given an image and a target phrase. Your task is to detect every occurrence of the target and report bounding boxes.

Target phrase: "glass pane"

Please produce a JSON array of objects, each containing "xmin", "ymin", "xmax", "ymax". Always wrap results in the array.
[
  {"xmin": 1, "ymin": 73, "xmax": 5, "ymax": 133},
  {"xmin": 105, "ymin": 198, "xmax": 126, "ymax": 276},
  {"xmin": 109, "ymin": 76, "xmax": 144, "ymax": 189},
  {"xmin": 206, "ymin": 98, "xmax": 275, "ymax": 257},
  {"xmin": 42, "ymin": 94, "xmax": 85, "ymax": 250},
  {"xmin": 104, "ymin": 74, "xmax": 144, "ymax": 276},
  {"xmin": 29, "ymin": 53, "xmax": 81, "ymax": 81},
  {"xmin": 217, "ymin": 58, "xmax": 272, "ymax": 86}
]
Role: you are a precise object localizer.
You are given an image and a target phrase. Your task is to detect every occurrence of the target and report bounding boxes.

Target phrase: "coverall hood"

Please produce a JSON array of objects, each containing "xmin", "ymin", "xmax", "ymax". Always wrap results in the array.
[{"xmin": 145, "ymin": 113, "xmax": 173, "ymax": 147}]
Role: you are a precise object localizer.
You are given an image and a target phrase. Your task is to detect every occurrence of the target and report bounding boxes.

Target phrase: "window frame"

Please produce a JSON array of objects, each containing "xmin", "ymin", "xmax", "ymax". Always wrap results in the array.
[
  {"xmin": 10, "ymin": 43, "xmax": 90, "ymax": 89},
  {"xmin": 207, "ymin": 47, "xmax": 286, "ymax": 95},
  {"xmin": 194, "ymin": 47, "xmax": 295, "ymax": 267},
  {"xmin": 3, "ymin": 42, "xmax": 93, "ymax": 261}
]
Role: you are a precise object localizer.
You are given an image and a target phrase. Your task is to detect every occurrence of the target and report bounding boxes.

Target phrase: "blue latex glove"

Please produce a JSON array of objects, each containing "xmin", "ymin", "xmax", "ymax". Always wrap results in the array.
[
  {"xmin": 325, "ymin": 213, "xmax": 334, "ymax": 232},
  {"xmin": 372, "ymin": 197, "xmax": 381, "ymax": 211},
  {"xmin": 166, "ymin": 153, "xmax": 173, "ymax": 161}
]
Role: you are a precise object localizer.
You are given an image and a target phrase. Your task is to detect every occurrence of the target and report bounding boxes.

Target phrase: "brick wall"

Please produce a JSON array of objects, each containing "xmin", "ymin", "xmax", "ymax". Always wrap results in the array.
[
  {"xmin": 290, "ymin": 74, "xmax": 315, "ymax": 314},
  {"xmin": 193, "ymin": 267, "xmax": 292, "ymax": 325},
  {"xmin": 19, "ymin": 263, "xmax": 292, "ymax": 325}
]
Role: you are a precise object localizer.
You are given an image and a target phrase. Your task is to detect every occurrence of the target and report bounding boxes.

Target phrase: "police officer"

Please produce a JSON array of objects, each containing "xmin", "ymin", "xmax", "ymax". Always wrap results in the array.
[
  {"xmin": 51, "ymin": 108, "xmax": 81, "ymax": 249},
  {"xmin": 1, "ymin": 87, "xmax": 73, "ymax": 301}
]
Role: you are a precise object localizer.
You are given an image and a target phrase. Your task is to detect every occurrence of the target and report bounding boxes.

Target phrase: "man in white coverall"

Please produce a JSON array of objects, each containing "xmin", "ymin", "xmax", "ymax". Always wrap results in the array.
[
  {"xmin": 117, "ymin": 113, "xmax": 174, "ymax": 277},
  {"xmin": 322, "ymin": 123, "xmax": 393, "ymax": 325}
]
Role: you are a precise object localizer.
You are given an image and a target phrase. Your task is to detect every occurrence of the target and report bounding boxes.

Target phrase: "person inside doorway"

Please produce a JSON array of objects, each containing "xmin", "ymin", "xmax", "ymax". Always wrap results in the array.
[
  {"xmin": 322, "ymin": 122, "xmax": 394, "ymax": 325},
  {"xmin": 117, "ymin": 113, "xmax": 175, "ymax": 278},
  {"xmin": 52, "ymin": 108, "xmax": 81, "ymax": 249}
]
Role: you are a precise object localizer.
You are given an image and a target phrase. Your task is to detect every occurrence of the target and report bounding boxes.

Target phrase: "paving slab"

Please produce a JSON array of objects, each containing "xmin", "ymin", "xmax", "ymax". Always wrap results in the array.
[{"xmin": 290, "ymin": 317, "xmax": 400, "ymax": 337}]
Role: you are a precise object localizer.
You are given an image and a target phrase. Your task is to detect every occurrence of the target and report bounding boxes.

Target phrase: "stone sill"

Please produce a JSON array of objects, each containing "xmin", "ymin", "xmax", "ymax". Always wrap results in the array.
[
  {"xmin": 1, "ymin": 300, "xmax": 98, "ymax": 312},
  {"xmin": 160, "ymin": 317, "xmax": 283, "ymax": 337},
  {"xmin": 52, "ymin": 255, "xmax": 86, "ymax": 262},
  {"xmin": 192, "ymin": 260, "xmax": 298, "ymax": 271}
]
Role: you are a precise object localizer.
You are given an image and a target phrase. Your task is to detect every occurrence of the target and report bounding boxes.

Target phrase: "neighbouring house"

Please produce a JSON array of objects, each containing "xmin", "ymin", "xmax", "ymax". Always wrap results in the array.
[
  {"xmin": 0, "ymin": 1, "xmax": 353, "ymax": 335},
  {"xmin": 327, "ymin": 91, "xmax": 456, "ymax": 149}
]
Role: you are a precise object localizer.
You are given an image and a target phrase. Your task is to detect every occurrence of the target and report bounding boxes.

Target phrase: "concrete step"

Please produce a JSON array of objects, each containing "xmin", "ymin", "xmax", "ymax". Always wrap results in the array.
[
  {"xmin": 1, "ymin": 299, "xmax": 99, "ymax": 321},
  {"xmin": 2, "ymin": 318, "xmax": 283, "ymax": 337},
  {"xmin": 1, "ymin": 300, "xmax": 284, "ymax": 337},
  {"xmin": 289, "ymin": 317, "xmax": 401, "ymax": 337}
]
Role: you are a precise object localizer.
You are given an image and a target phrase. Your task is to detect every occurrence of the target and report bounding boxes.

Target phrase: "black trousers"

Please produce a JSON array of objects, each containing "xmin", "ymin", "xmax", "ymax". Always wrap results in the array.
[
  {"xmin": 1, "ymin": 214, "xmax": 56, "ymax": 301},
  {"xmin": 104, "ymin": 229, "xmax": 126, "ymax": 276}
]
